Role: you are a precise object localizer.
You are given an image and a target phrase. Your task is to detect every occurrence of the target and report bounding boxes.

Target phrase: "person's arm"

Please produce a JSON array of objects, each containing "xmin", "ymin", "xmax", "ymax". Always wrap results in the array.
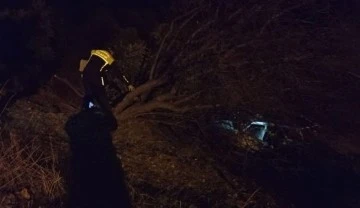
[
  {"xmin": 121, "ymin": 75, "xmax": 135, "ymax": 92},
  {"xmin": 107, "ymin": 64, "xmax": 135, "ymax": 92}
]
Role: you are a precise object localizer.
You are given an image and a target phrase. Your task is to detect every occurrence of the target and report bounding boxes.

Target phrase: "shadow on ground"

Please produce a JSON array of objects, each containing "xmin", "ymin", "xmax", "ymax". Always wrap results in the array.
[
  {"xmin": 65, "ymin": 109, "xmax": 131, "ymax": 208},
  {"xmin": 224, "ymin": 140, "xmax": 360, "ymax": 207},
  {"xmin": 252, "ymin": 147, "xmax": 359, "ymax": 207},
  {"xmin": 204, "ymin": 127, "xmax": 360, "ymax": 207}
]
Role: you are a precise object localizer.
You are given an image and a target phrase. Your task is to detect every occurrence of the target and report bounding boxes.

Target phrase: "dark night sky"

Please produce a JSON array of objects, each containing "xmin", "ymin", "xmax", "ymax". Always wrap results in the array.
[
  {"xmin": 0, "ymin": 0, "xmax": 171, "ymax": 84},
  {"xmin": 1, "ymin": 0, "xmax": 359, "ymax": 92}
]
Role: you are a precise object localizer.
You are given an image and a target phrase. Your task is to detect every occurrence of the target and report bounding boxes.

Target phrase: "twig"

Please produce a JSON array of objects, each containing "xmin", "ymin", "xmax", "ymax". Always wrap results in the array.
[
  {"xmin": 0, "ymin": 93, "xmax": 16, "ymax": 119},
  {"xmin": 228, "ymin": 7, "xmax": 243, "ymax": 21},
  {"xmin": 0, "ymin": 79, "xmax": 10, "ymax": 96},
  {"xmin": 149, "ymin": 25, "xmax": 172, "ymax": 80},
  {"xmin": 258, "ymin": 4, "xmax": 304, "ymax": 36},
  {"xmin": 348, "ymin": 71, "xmax": 360, "ymax": 79},
  {"xmin": 53, "ymin": 75, "xmax": 84, "ymax": 97},
  {"xmin": 185, "ymin": 19, "xmax": 215, "ymax": 46},
  {"xmin": 149, "ymin": 7, "xmax": 201, "ymax": 80},
  {"xmin": 241, "ymin": 187, "xmax": 261, "ymax": 208},
  {"xmin": 173, "ymin": 91, "xmax": 202, "ymax": 105},
  {"xmin": 166, "ymin": 8, "xmax": 203, "ymax": 51},
  {"xmin": 172, "ymin": 19, "xmax": 216, "ymax": 65}
]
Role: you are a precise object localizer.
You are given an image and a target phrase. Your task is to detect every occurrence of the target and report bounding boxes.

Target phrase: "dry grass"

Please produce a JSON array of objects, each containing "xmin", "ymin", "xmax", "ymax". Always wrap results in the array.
[
  {"xmin": 0, "ymin": 89, "xmax": 72, "ymax": 207},
  {"xmin": 0, "ymin": 131, "xmax": 65, "ymax": 207},
  {"xmin": 113, "ymin": 120, "xmax": 277, "ymax": 207}
]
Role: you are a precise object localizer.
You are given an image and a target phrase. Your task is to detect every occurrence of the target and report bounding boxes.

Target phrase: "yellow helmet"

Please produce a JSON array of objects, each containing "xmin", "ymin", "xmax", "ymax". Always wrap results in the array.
[{"xmin": 91, "ymin": 49, "xmax": 115, "ymax": 66}]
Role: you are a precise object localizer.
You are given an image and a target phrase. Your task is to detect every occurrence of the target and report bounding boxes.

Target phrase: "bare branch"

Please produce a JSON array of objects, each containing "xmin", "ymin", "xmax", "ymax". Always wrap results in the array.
[
  {"xmin": 173, "ymin": 91, "xmax": 202, "ymax": 105},
  {"xmin": 166, "ymin": 8, "xmax": 203, "ymax": 51},
  {"xmin": 241, "ymin": 188, "xmax": 261, "ymax": 208},
  {"xmin": 0, "ymin": 93, "xmax": 17, "ymax": 119},
  {"xmin": 149, "ymin": 25, "xmax": 173, "ymax": 80},
  {"xmin": 171, "ymin": 18, "xmax": 217, "ymax": 66},
  {"xmin": 0, "ymin": 79, "xmax": 10, "ymax": 96},
  {"xmin": 348, "ymin": 71, "xmax": 360, "ymax": 79},
  {"xmin": 118, "ymin": 101, "xmax": 180, "ymax": 121},
  {"xmin": 149, "ymin": 7, "xmax": 202, "ymax": 80},
  {"xmin": 53, "ymin": 75, "xmax": 84, "ymax": 97},
  {"xmin": 155, "ymin": 93, "xmax": 176, "ymax": 102},
  {"xmin": 180, "ymin": 104, "xmax": 218, "ymax": 114},
  {"xmin": 115, "ymin": 77, "xmax": 167, "ymax": 114},
  {"xmin": 119, "ymin": 99, "xmax": 217, "ymax": 121},
  {"xmin": 258, "ymin": 4, "xmax": 304, "ymax": 36},
  {"xmin": 228, "ymin": 7, "xmax": 243, "ymax": 21}
]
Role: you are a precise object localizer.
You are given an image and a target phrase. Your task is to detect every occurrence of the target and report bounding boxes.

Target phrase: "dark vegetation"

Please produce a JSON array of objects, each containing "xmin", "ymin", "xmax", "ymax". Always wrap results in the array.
[{"xmin": 1, "ymin": 0, "xmax": 360, "ymax": 207}]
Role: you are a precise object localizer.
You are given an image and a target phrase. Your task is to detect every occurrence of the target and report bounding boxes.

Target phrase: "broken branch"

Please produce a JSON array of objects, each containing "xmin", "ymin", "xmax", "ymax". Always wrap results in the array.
[
  {"xmin": 115, "ymin": 77, "xmax": 168, "ymax": 114},
  {"xmin": 53, "ymin": 75, "xmax": 84, "ymax": 97}
]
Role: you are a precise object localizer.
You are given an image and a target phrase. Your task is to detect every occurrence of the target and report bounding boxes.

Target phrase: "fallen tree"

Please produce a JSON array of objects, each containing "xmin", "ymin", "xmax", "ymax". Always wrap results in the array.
[{"xmin": 106, "ymin": 0, "xmax": 359, "ymax": 135}]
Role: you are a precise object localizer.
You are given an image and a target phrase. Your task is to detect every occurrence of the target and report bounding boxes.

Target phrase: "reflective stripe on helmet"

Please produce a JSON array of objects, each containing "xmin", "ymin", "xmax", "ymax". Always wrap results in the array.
[{"xmin": 91, "ymin": 50, "xmax": 115, "ymax": 65}]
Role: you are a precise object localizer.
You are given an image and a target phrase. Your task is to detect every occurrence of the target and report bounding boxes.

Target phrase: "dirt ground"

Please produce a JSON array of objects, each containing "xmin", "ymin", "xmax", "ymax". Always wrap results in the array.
[{"xmin": 1, "ymin": 89, "xmax": 360, "ymax": 208}]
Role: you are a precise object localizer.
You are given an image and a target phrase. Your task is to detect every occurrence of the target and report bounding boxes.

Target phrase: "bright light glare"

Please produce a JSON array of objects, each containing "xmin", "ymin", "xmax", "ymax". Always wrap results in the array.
[{"xmin": 88, "ymin": 102, "xmax": 95, "ymax": 108}]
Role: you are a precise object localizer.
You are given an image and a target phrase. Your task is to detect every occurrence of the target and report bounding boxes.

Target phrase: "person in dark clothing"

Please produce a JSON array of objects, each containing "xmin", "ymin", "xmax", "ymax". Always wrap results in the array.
[
  {"xmin": 79, "ymin": 49, "xmax": 134, "ymax": 130},
  {"xmin": 64, "ymin": 49, "xmax": 133, "ymax": 207}
]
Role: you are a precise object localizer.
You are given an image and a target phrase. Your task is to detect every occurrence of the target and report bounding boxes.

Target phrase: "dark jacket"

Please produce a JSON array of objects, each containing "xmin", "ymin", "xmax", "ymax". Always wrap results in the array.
[
  {"xmin": 81, "ymin": 55, "xmax": 117, "ymax": 130},
  {"xmin": 82, "ymin": 56, "xmax": 112, "ymax": 111}
]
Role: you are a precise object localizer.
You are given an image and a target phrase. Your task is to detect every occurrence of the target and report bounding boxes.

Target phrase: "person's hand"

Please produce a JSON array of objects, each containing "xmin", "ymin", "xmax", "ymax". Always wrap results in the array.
[{"xmin": 128, "ymin": 85, "xmax": 135, "ymax": 92}]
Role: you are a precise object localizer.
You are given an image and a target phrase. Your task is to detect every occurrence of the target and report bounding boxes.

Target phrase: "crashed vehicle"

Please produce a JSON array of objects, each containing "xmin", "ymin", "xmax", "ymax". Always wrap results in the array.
[
  {"xmin": 212, "ymin": 111, "xmax": 314, "ymax": 149},
  {"xmin": 243, "ymin": 121, "xmax": 268, "ymax": 141},
  {"xmin": 214, "ymin": 119, "xmax": 273, "ymax": 150}
]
